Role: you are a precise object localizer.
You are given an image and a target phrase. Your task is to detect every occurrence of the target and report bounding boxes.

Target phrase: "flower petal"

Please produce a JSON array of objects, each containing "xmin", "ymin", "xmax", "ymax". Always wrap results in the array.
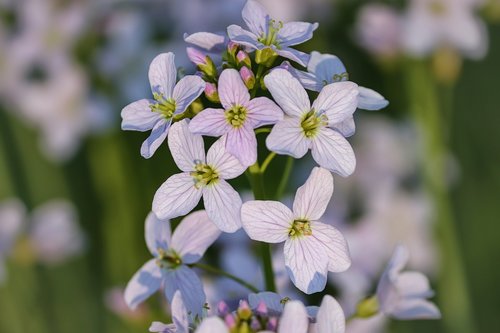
[
  {"xmin": 168, "ymin": 120, "xmax": 205, "ymax": 172},
  {"xmin": 284, "ymin": 237, "xmax": 328, "ymax": 294},
  {"xmin": 171, "ymin": 290, "xmax": 189, "ymax": 333},
  {"xmin": 277, "ymin": 301, "xmax": 309, "ymax": 333},
  {"xmin": 266, "ymin": 117, "xmax": 309, "ymax": 158},
  {"xmin": 189, "ymin": 108, "xmax": 231, "ymax": 137},
  {"xmin": 218, "ymin": 69, "xmax": 250, "ymax": 110},
  {"xmin": 226, "ymin": 125, "xmax": 258, "ymax": 167},
  {"xmin": 357, "ymin": 86, "xmax": 389, "ymax": 111},
  {"xmin": 307, "ymin": 52, "xmax": 347, "ymax": 85},
  {"xmin": 152, "ymin": 173, "xmax": 202, "ymax": 220},
  {"xmin": 332, "ymin": 116, "xmax": 355, "ymax": 138},
  {"xmin": 311, "ymin": 222, "xmax": 351, "ymax": 273},
  {"xmin": 196, "ymin": 317, "xmax": 229, "ymax": 333},
  {"xmin": 316, "ymin": 295, "xmax": 345, "ymax": 333},
  {"xmin": 164, "ymin": 266, "xmax": 206, "ymax": 317},
  {"xmin": 124, "ymin": 259, "xmax": 162, "ymax": 309},
  {"xmin": 246, "ymin": 97, "xmax": 284, "ymax": 128},
  {"xmin": 311, "ymin": 127, "xmax": 355, "ymax": 177},
  {"xmin": 145, "ymin": 212, "xmax": 171, "ymax": 257},
  {"xmin": 171, "ymin": 210, "xmax": 221, "ymax": 264},
  {"xmin": 276, "ymin": 47, "xmax": 310, "ymax": 67},
  {"xmin": 391, "ymin": 299, "xmax": 441, "ymax": 320},
  {"xmin": 184, "ymin": 32, "xmax": 227, "ymax": 53},
  {"xmin": 293, "ymin": 167, "xmax": 333, "ymax": 221},
  {"xmin": 206, "ymin": 136, "xmax": 247, "ymax": 179},
  {"xmin": 173, "ymin": 75, "xmax": 206, "ymax": 114},
  {"xmin": 288, "ymin": 67, "xmax": 323, "ymax": 92},
  {"xmin": 264, "ymin": 69, "xmax": 310, "ymax": 117},
  {"xmin": 279, "ymin": 22, "xmax": 318, "ymax": 47},
  {"xmin": 312, "ymin": 82, "xmax": 359, "ymax": 125},
  {"xmin": 149, "ymin": 53, "xmax": 176, "ymax": 98},
  {"xmin": 248, "ymin": 292, "xmax": 284, "ymax": 314},
  {"xmin": 121, "ymin": 99, "xmax": 162, "ymax": 131},
  {"xmin": 241, "ymin": 201, "xmax": 292, "ymax": 243},
  {"xmin": 140, "ymin": 119, "xmax": 170, "ymax": 159},
  {"xmin": 227, "ymin": 24, "xmax": 260, "ymax": 50},
  {"xmin": 203, "ymin": 179, "xmax": 242, "ymax": 233},
  {"xmin": 396, "ymin": 271, "xmax": 434, "ymax": 298},
  {"xmin": 242, "ymin": 0, "xmax": 269, "ymax": 35}
]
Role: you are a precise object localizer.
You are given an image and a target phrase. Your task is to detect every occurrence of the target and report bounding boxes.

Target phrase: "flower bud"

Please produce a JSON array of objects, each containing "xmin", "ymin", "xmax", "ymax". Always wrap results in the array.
[
  {"xmin": 187, "ymin": 47, "xmax": 217, "ymax": 78},
  {"xmin": 237, "ymin": 300, "xmax": 252, "ymax": 321},
  {"xmin": 227, "ymin": 41, "xmax": 239, "ymax": 58},
  {"xmin": 255, "ymin": 47, "xmax": 278, "ymax": 66},
  {"xmin": 239, "ymin": 67, "xmax": 255, "ymax": 90},
  {"xmin": 236, "ymin": 50, "xmax": 252, "ymax": 68},
  {"xmin": 355, "ymin": 295, "xmax": 380, "ymax": 318},
  {"xmin": 224, "ymin": 313, "xmax": 236, "ymax": 328},
  {"xmin": 204, "ymin": 82, "xmax": 220, "ymax": 103},
  {"xmin": 255, "ymin": 301, "xmax": 268, "ymax": 315},
  {"xmin": 217, "ymin": 301, "xmax": 230, "ymax": 316},
  {"xmin": 238, "ymin": 321, "xmax": 251, "ymax": 333},
  {"xmin": 266, "ymin": 317, "xmax": 278, "ymax": 331}
]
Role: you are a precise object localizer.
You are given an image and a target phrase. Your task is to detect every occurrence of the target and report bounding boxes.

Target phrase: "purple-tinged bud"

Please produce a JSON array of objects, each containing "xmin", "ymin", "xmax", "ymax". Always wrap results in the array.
[
  {"xmin": 187, "ymin": 47, "xmax": 217, "ymax": 78},
  {"xmin": 217, "ymin": 301, "xmax": 230, "ymax": 316},
  {"xmin": 227, "ymin": 41, "xmax": 239, "ymax": 56},
  {"xmin": 224, "ymin": 313, "xmax": 236, "ymax": 328},
  {"xmin": 236, "ymin": 50, "xmax": 251, "ymax": 68},
  {"xmin": 239, "ymin": 67, "xmax": 255, "ymax": 90},
  {"xmin": 267, "ymin": 317, "xmax": 278, "ymax": 331},
  {"xmin": 237, "ymin": 300, "xmax": 252, "ymax": 320},
  {"xmin": 250, "ymin": 318, "xmax": 261, "ymax": 330},
  {"xmin": 255, "ymin": 301, "xmax": 268, "ymax": 315},
  {"xmin": 204, "ymin": 82, "xmax": 220, "ymax": 103}
]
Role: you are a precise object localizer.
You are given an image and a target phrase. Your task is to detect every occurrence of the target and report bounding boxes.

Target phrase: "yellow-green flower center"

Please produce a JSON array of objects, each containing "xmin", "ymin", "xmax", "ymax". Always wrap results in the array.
[
  {"xmin": 190, "ymin": 163, "xmax": 219, "ymax": 189},
  {"xmin": 156, "ymin": 248, "xmax": 182, "ymax": 269},
  {"xmin": 225, "ymin": 105, "xmax": 248, "ymax": 128},
  {"xmin": 301, "ymin": 109, "xmax": 327, "ymax": 138},
  {"xmin": 429, "ymin": 0, "xmax": 446, "ymax": 16},
  {"xmin": 150, "ymin": 92, "xmax": 177, "ymax": 119},
  {"xmin": 289, "ymin": 219, "xmax": 313, "ymax": 238},
  {"xmin": 257, "ymin": 19, "xmax": 283, "ymax": 48}
]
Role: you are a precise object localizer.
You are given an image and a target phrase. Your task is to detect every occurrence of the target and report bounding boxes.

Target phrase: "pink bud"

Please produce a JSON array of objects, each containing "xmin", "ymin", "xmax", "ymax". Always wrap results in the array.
[
  {"xmin": 237, "ymin": 50, "xmax": 251, "ymax": 67},
  {"xmin": 204, "ymin": 82, "xmax": 220, "ymax": 103},
  {"xmin": 255, "ymin": 301, "xmax": 268, "ymax": 315},
  {"xmin": 267, "ymin": 317, "xmax": 278, "ymax": 331},
  {"xmin": 217, "ymin": 301, "xmax": 230, "ymax": 316},
  {"xmin": 224, "ymin": 313, "xmax": 236, "ymax": 328},
  {"xmin": 186, "ymin": 47, "xmax": 207, "ymax": 66},
  {"xmin": 239, "ymin": 66, "xmax": 255, "ymax": 89}
]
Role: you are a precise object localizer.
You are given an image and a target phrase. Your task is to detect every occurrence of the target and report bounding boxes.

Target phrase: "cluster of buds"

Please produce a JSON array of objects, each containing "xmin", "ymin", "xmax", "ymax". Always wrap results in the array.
[{"xmin": 217, "ymin": 300, "xmax": 278, "ymax": 333}]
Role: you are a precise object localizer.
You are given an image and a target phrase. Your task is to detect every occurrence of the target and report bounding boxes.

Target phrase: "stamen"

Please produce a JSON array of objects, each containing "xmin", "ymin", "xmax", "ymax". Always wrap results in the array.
[
  {"xmin": 300, "ymin": 109, "xmax": 328, "ymax": 138},
  {"xmin": 156, "ymin": 248, "xmax": 183, "ymax": 269},
  {"xmin": 225, "ymin": 105, "xmax": 248, "ymax": 128},
  {"xmin": 289, "ymin": 219, "xmax": 313, "ymax": 237},
  {"xmin": 150, "ymin": 92, "xmax": 177, "ymax": 119},
  {"xmin": 190, "ymin": 163, "xmax": 219, "ymax": 189}
]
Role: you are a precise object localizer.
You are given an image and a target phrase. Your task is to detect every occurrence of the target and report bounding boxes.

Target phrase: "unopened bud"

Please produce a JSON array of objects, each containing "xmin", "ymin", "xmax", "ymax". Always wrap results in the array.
[
  {"xmin": 355, "ymin": 296, "xmax": 380, "ymax": 318},
  {"xmin": 187, "ymin": 47, "xmax": 217, "ymax": 78},
  {"xmin": 237, "ymin": 300, "xmax": 252, "ymax": 321},
  {"xmin": 238, "ymin": 321, "xmax": 251, "ymax": 333},
  {"xmin": 217, "ymin": 301, "xmax": 230, "ymax": 316},
  {"xmin": 225, "ymin": 313, "xmax": 236, "ymax": 328},
  {"xmin": 237, "ymin": 50, "xmax": 252, "ymax": 68},
  {"xmin": 227, "ymin": 42, "xmax": 239, "ymax": 57},
  {"xmin": 255, "ymin": 301, "xmax": 268, "ymax": 315},
  {"xmin": 266, "ymin": 317, "xmax": 278, "ymax": 331},
  {"xmin": 204, "ymin": 82, "xmax": 220, "ymax": 103},
  {"xmin": 255, "ymin": 47, "xmax": 278, "ymax": 66},
  {"xmin": 239, "ymin": 67, "xmax": 255, "ymax": 89}
]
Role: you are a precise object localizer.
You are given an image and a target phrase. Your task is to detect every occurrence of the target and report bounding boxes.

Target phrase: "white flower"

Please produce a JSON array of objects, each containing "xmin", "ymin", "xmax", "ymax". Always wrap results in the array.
[
  {"xmin": 125, "ymin": 211, "xmax": 220, "ymax": 316},
  {"xmin": 403, "ymin": 0, "xmax": 488, "ymax": 59},
  {"xmin": 376, "ymin": 245, "xmax": 441, "ymax": 320},
  {"xmin": 152, "ymin": 119, "xmax": 246, "ymax": 233},
  {"xmin": 242, "ymin": 167, "xmax": 351, "ymax": 294},
  {"xmin": 149, "ymin": 291, "xmax": 189, "ymax": 333},
  {"xmin": 264, "ymin": 69, "xmax": 358, "ymax": 177}
]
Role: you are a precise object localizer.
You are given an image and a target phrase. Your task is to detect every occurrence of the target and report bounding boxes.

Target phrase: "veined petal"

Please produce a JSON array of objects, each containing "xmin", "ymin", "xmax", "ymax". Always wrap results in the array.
[
  {"xmin": 121, "ymin": 99, "xmax": 162, "ymax": 131},
  {"xmin": 311, "ymin": 222, "xmax": 351, "ymax": 273},
  {"xmin": 124, "ymin": 259, "xmax": 162, "ymax": 309},
  {"xmin": 331, "ymin": 116, "xmax": 355, "ymax": 138},
  {"xmin": 242, "ymin": 0, "xmax": 269, "ymax": 35},
  {"xmin": 140, "ymin": 119, "xmax": 170, "ymax": 159},
  {"xmin": 149, "ymin": 53, "xmax": 176, "ymax": 98},
  {"xmin": 173, "ymin": 75, "xmax": 205, "ymax": 114},
  {"xmin": 307, "ymin": 52, "xmax": 347, "ymax": 85},
  {"xmin": 276, "ymin": 47, "xmax": 310, "ymax": 67},
  {"xmin": 219, "ymin": 69, "xmax": 250, "ymax": 109},
  {"xmin": 293, "ymin": 167, "xmax": 333, "ymax": 221},
  {"xmin": 278, "ymin": 301, "xmax": 309, "ymax": 333},
  {"xmin": 226, "ymin": 125, "xmax": 257, "ymax": 167},
  {"xmin": 184, "ymin": 32, "xmax": 227, "ymax": 53},
  {"xmin": 391, "ymin": 299, "xmax": 441, "ymax": 320},
  {"xmin": 206, "ymin": 136, "xmax": 246, "ymax": 179},
  {"xmin": 289, "ymin": 67, "xmax": 323, "ymax": 92},
  {"xmin": 227, "ymin": 25, "xmax": 260, "ymax": 50},
  {"xmin": 164, "ymin": 266, "xmax": 206, "ymax": 317},
  {"xmin": 357, "ymin": 86, "xmax": 389, "ymax": 110},
  {"xmin": 168, "ymin": 120, "xmax": 205, "ymax": 172},
  {"xmin": 149, "ymin": 322, "xmax": 175, "ymax": 333},
  {"xmin": 196, "ymin": 317, "xmax": 229, "ymax": 333},
  {"xmin": 241, "ymin": 201, "xmax": 292, "ymax": 243},
  {"xmin": 266, "ymin": 117, "xmax": 309, "ymax": 158},
  {"xmin": 311, "ymin": 127, "xmax": 356, "ymax": 177},
  {"xmin": 245, "ymin": 97, "xmax": 284, "ymax": 128},
  {"xmin": 171, "ymin": 210, "xmax": 221, "ymax": 264},
  {"xmin": 264, "ymin": 69, "xmax": 310, "ymax": 117},
  {"xmin": 316, "ymin": 295, "xmax": 345, "ymax": 333},
  {"xmin": 284, "ymin": 237, "xmax": 328, "ymax": 294},
  {"xmin": 171, "ymin": 291, "xmax": 189, "ymax": 333},
  {"xmin": 189, "ymin": 108, "xmax": 230, "ymax": 137},
  {"xmin": 312, "ymin": 82, "xmax": 359, "ymax": 125},
  {"xmin": 152, "ymin": 173, "xmax": 202, "ymax": 220},
  {"xmin": 279, "ymin": 22, "xmax": 318, "ymax": 47},
  {"xmin": 145, "ymin": 212, "xmax": 171, "ymax": 257},
  {"xmin": 203, "ymin": 180, "xmax": 242, "ymax": 233}
]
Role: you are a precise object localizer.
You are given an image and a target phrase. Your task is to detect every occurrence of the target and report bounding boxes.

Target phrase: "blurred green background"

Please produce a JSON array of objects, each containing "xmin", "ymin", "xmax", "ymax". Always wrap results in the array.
[{"xmin": 0, "ymin": 1, "xmax": 499, "ymax": 333}]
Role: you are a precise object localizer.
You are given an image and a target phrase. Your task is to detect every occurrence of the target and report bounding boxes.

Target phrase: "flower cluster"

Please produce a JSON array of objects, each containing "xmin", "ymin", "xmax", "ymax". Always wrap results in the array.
[{"xmin": 120, "ymin": 1, "xmax": 440, "ymax": 332}]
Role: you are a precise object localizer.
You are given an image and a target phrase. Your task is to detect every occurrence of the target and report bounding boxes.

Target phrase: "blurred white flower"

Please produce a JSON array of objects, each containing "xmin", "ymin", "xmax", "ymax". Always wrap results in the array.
[{"xmin": 0, "ymin": 198, "xmax": 26, "ymax": 283}]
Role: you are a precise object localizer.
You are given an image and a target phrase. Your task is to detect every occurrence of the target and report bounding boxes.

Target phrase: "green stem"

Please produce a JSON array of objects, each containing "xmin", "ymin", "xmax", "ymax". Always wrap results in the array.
[
  {"xmin": 250, "ymin": 65, "xmax": 267, "ymax": 98},
  {"xmin": 191, "ymin": 263, "xmax": 259, "ymax": 293},
  {"xmin": 275, "ymin": 156, "xmax": 294, "ymax": 199},
  {"xmin": 260, "ymin": 152, "xmax": 276, "ymax": 173},
  {"xmin": 254, "ymin": 127, "xmax": 272, "ymax": 135},
  {"xmin": 404, "ymin": 59, "xmax": 475, "ymax": 333}
]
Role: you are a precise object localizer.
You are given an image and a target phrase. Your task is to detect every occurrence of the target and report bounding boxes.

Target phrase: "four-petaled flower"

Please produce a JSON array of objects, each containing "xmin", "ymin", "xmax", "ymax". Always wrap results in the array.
[
  {"xmin": 265, "ymin": 69, "xmax": 359, "ymax": 177},
  {"xmin": 227, "ymin": 0, "xmax": 318, "ymax": 66},
  {"xmin": 376, "ymin": 245, "xmax": 441, "ymax": 320},
  {"xmin": 190, "ymin": 68, "xmax": 283, "ymax": 167},
  {"xmin": 242, "ymin": 167, "xmax": 351, "ymax": 294},
  {"xmin": 152, "ymin": 119, "xmax": 246, "ymax": 233},
  {"xmin": 121, "ymin": 53, "xmax": 205, "ymax": 158},
  {"xmin": 125, "ymin": 211, "xmax": 220, "ymax": 316}
]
